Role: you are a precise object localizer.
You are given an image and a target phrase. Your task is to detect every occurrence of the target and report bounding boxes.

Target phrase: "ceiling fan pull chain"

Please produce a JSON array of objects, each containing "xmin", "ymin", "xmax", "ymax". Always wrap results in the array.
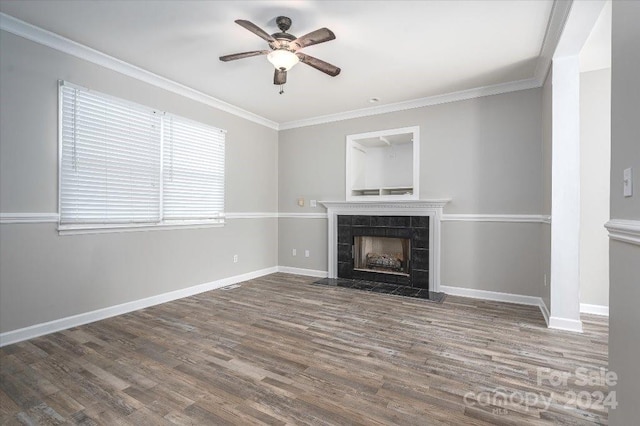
[{"xmin": 279, "ymin": 85, "xmax": 285, "ymax": 95}]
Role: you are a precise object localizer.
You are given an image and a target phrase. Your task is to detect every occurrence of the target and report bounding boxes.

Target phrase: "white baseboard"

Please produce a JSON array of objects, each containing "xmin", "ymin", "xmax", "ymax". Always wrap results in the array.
[
  {"xmin": 1, "ymin": 269, "xmax": 588, "ymax": 346},
  {"xmin": 548, "ymin": 316, "xmax": 584, "ymax": 333},
  {"xmin": 580, "ymin": 303, "xmax": 609, "ymax": 316},
  {"xmin": 0, "ymin": 266, "xmax": 278, "ymax": 347},
  {"xmin": 277, "ymin": 266, "xmax": 328, "ymax": 278},
  {"xmin": 440, "ymin": 285, "xmax": 543, "ymax": 306},
  {"xmin": 441, "ymin": 285, "xmax": 552, "ymax": 326},
  {"xmin": 539, "ymin": 299, "xmax": 550, "ymax": 326}
]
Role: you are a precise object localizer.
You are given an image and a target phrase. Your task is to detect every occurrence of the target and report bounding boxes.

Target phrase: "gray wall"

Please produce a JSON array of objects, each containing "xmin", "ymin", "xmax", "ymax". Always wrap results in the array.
[
  {"xmin": 0, "ymin": 31, "xmax": 279, "ymax": 333},
  {"xmin": 0, "ymin": 23, "xmax": 560, "ymax": 335},
  {"xmin": 280, "ymin": 89, "xmax": 543, "ymax": 214},
  {"xmin": 279, "ymin": 89, "xmax": 547, "ymax": 295},
  {"xmin": 609, "ymin": 1, "xmax": 640, "ymax": 424},
  {"xmin": 278, "ymin": 218, "xmax": 327, "ymax": 271},
  {"xmin": 579, "ymin": 68, "xmax": 611, "ymax": 307},
  {"xmin": 442, "ymin": 222, "xmax": 543, "ymax": 296}
]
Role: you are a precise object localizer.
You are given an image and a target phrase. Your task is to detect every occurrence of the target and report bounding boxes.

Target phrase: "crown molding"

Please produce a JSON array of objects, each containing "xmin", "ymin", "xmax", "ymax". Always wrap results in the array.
[
  {"xmin": 553, "ymin": 0, "xmax": 606, "ymax": 60},
  {"xmin": 0, "ymin": 13, "xmax": 279, "ymax": 131},
  {"xmin": 534, "ymin": 0, "xmax": 574, "ymax": 85},
  {"xmin": 1, "ymin": 0, "xmax": 573, "ymax": 132},
  {"xmin": 278, "ymin": 0, "xmax": 573, "ymax": 130},
  {"xmin": 279, "ymin": 78, "xmax": 540, "ymax": 130}
]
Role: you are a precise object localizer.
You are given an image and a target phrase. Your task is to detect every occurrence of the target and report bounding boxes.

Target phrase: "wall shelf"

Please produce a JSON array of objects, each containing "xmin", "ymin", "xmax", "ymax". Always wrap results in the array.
[
  {"xmin": 346, "ymin": 126, "xmax": 419, "ymax": 201},
  {"xmin": 350, "ymin": 186, "xmax": 415, "ymax": 198}
]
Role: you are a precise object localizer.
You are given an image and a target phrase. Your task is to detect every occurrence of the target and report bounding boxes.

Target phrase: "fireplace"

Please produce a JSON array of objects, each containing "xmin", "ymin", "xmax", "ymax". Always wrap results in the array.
[
  {"xmin": 354, "ymin": 236, "xmax": 410, "ymax": 276},
  {"xmin": 337, "ymin": 215, "xmax": 429, "ymax": 288},
  {"xmin": 322, "ymin": 200, "xmax": 450, "ymax": 293}
]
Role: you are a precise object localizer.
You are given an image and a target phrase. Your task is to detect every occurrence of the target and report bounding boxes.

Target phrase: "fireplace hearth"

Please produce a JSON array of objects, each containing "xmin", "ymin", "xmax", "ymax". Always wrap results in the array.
[{"xmin": 312, "ymin": 277, "xmax": 446, "ymax": 303}]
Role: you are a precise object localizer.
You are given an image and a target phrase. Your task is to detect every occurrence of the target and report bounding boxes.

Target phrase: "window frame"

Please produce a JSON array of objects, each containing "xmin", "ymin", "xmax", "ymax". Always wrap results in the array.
[{"xmin": 57, "ymin": 81, "xmax": 226, "ymax": 235}]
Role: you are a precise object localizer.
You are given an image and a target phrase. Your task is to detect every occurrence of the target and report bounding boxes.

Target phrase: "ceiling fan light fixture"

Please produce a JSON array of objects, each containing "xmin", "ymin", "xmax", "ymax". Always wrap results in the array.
[{"xmin": 267, "ymin": 49, "xmax": 299, "ymax": 71}]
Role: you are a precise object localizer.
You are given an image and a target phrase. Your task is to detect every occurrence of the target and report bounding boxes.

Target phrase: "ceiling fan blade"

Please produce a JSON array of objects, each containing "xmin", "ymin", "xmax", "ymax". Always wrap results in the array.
[
  {"xmin": 219, "ymin": 50, "xmax": 270, "ymax": 62},
  {"xmin": 235, "ymin": 20, "xmax": 275, "ymax": 43},
  {"xmin": 274, "ymin": 69, "xmax": 287, "ymax": 85},
  {"xmin": 292, "ymin": 28, "xmax": 336, "ymax": 49},
  {"xmin": 296, "ymin": 53, "xmax": 341, "ymax": 77}
]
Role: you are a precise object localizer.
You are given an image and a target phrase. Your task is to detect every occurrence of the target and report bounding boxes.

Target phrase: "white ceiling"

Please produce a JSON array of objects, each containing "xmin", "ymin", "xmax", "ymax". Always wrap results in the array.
[{"xmin": 0, "ymin": 0, "xmax": 555, "ymax": 125}]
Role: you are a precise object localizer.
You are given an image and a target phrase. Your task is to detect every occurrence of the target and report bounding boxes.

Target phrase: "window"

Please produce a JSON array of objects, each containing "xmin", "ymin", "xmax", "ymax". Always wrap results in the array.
[{"xmin": 58, "ymin": 81, "xmax": 225, "ymax": 233}]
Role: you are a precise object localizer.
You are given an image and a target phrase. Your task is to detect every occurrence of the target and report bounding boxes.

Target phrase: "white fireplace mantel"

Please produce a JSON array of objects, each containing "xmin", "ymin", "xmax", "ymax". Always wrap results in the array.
[{"xmin": 321, "ymin": 200, "xmax": 450, "ymax": 292}]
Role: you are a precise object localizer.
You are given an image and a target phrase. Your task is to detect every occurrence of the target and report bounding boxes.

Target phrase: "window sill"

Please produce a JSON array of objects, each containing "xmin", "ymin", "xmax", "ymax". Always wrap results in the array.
[{"xmin": 58, "ymin": 220, "xmax": 225, "ymax": 236}]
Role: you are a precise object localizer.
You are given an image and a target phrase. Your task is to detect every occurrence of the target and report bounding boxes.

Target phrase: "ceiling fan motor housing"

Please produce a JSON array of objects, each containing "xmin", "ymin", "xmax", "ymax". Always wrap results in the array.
[
  {"xmin": 271, "ymin": 16, "xmax": 296, "ymax": 48},
  {"xmin": 276, "ymin": 16, "xmax": 292, "ymax": 32}
]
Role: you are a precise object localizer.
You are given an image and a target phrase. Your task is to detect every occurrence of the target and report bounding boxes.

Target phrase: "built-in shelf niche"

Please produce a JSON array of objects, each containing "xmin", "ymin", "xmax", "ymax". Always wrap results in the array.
[{"xmin": 346, "ymin": 126, "xmax": 420, "ymax": 201}]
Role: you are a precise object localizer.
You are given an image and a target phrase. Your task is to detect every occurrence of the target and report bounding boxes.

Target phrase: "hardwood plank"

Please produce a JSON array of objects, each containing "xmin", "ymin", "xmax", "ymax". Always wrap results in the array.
[{"xmin": 0, "ymin": 273, "xmax": 609, "ymax": 425}]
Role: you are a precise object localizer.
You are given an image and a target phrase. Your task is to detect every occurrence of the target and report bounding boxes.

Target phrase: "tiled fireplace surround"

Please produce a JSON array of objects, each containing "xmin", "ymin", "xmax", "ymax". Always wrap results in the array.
[
  {"xmin": 337, "ymin": 215, "xmax": 429, "ymax": 287},
  {"xmin": 322, "ymin": 200, "xmax": 449, "ymax": 293}
]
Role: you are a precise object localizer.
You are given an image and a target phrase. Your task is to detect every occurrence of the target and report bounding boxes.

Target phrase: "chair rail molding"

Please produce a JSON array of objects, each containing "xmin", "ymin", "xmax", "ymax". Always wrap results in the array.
[
  {"xmin": 441, "ymin": 214, "xmax": 551, "ymax": 223},
  {"xmin": 605, "ymin": 219, "xmax": 640, "ymax": 246},
  {"xmin": 1, "ymin": 211, "xmax": 554, "ymax": 224},
  {"xmin": 278, "ymin": 213, "xmax": 329, "ymax": 219},
  {"xmin": 225, "ymin": 212, "xmax": 279, "ymax": 219},
  {"xmin": 0, "ymin": 212, "xmax": 59, "ymax": 224}
]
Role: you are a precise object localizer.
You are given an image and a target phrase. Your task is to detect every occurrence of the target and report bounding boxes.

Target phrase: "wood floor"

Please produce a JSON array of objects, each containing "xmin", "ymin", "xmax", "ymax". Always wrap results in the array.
[{"xmin": 0, "ymin": 273, "xmax": 609, "ymax": 425}]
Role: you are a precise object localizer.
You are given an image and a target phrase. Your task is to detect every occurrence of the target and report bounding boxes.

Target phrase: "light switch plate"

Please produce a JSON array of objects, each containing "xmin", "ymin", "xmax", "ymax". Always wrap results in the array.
[
  {"xmin": 623, "ymin": 168, "xmax": 633, "ymax": 197},
  {"xmin": 310, "ymin": 200, "xmax": 317, "ymax": 207},
  {"xmin": 297, "ymin": 198, "xmax": 305, "ymax": 207}
]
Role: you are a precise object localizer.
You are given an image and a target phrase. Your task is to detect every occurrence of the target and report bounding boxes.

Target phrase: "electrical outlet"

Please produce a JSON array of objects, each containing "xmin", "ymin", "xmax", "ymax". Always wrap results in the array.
[
  {"xmin": 310, "ymin": 200, "xmax": 317, "ymax": 207},
  {"xmin": 292, "ymin": 249, "xmax": 297, "ymax": 256},
  {"xmin": 233, "ymin": 254, "xmax": 238, "ymax": 263},
  {"xmin": 297, "ymin": 197, "xmax": 305, "ymax": 207},
  {"xmin": 305, "ymin": 250, "xmax": 310, "ymax": 258}
]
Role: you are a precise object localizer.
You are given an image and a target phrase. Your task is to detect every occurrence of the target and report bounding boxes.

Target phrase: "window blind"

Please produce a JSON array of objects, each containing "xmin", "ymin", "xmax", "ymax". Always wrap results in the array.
[
  {"xmin": 59, "ymin": 82, "xmax": 226, "ymax": 228},
  {"xmin": 60, "ymin": 84, "xmax": 162, "ymax": 224},
  {"xmin": 163, "ymin": 115, "xmax": 225, "ymax": 220}
]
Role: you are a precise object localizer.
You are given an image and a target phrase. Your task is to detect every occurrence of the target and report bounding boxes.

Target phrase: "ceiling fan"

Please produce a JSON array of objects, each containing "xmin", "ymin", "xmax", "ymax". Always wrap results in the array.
[{"xmin": 219, "ymin": 16, "xmax": 341, "ymax": 93}]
